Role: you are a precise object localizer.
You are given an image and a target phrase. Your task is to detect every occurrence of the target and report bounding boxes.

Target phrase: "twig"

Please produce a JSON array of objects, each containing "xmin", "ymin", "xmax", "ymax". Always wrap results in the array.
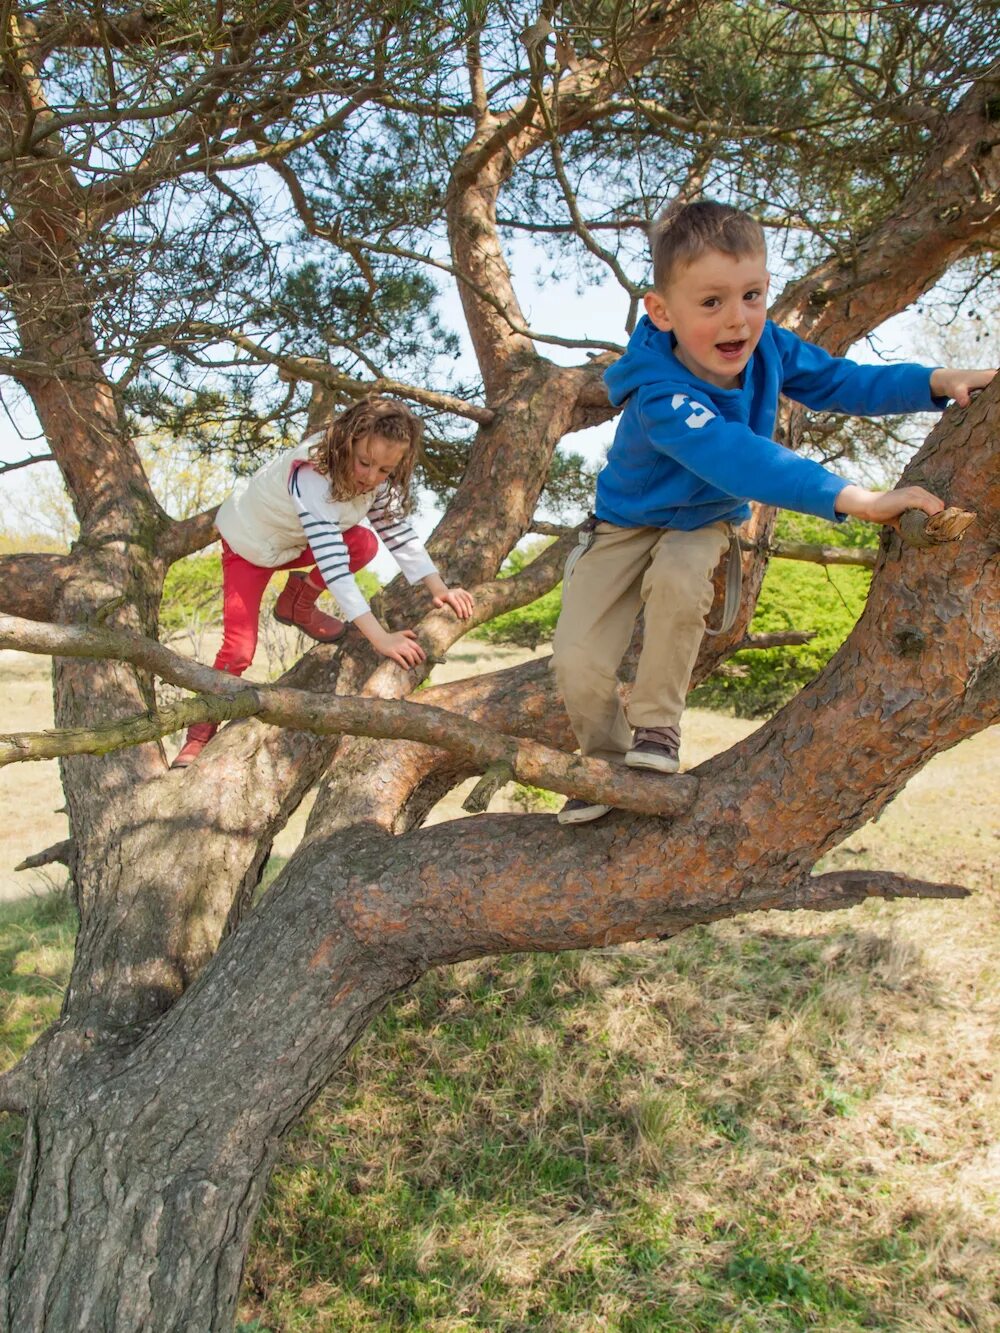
[
  {"xmin": 15, "ymin": 839, "xmax": 74, "ymax": 872},
  {"xmin": 781, "ymin": 869, "xmax": 971, "ymax": 912},
  {"xmin": 462, "ymin": 760, "xmax": 515, "ymax": 813}
]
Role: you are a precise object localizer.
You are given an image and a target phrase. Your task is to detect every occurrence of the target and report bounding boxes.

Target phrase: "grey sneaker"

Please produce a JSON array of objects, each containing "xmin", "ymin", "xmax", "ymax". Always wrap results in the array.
[
  {"xmin": 557, "ymin": 797, "xmax": 612, "ymax": 825},
  {"xmin": 625, "ymin": 725, "xmax": 681, "ymax": 774}
]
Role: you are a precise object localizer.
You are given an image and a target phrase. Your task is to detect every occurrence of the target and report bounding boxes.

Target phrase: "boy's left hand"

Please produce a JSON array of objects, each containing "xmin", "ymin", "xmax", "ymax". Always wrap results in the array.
[
  {"xmin": 929, "ymin": 366, "xmax": 997, "ymax": 406},
  {"xmin": 433, "ymin": 586, "xmax": 475, "ymax": 620}
]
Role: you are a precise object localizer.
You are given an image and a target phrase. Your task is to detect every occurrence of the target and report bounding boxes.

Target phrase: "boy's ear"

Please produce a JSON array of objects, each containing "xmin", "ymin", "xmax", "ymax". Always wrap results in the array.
[{"xmin": 644, "ymin": 289, "xmax": 672, "ymax": 332}]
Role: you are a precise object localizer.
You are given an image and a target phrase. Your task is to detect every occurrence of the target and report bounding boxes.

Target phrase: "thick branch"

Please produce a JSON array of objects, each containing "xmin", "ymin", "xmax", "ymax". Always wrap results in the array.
[
  {"xmin": 0, "ymin": 551, "xmax": 78, "ymax": 621},
  {"xmin": 1, "ymin": 682, "xmax": 697, "ymax": 818},
  {"xmin": 157, "ymin": 507, "xmax": 220, "ymax": 564},
  {"xmin": 0, "ymin": 534, "xmax": 687, "ymax": 819},
  {"xmin": 447, "ymin": 1, "xmax": 701, "ymax": 390},
  {"xmin": 774, "ymin": 74, "xmax": 1000, "ymax": 350}
]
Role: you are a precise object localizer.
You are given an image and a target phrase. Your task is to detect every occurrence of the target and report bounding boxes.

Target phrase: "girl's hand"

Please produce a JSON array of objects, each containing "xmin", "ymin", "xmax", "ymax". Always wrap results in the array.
[
  {"xmin": 432, "ymin": 586, "xmax": 475, "ymax": 620},
  {"xmin": 835, "ymin": 483, "xmax": 944, "ymax": 526},
  {"xmin": 374, "ymin": 628, "xmax": 426, "ymax": 669},
  {"xmin": 929, "ymin": 367, "xmax": 997, "ymax": 407}
]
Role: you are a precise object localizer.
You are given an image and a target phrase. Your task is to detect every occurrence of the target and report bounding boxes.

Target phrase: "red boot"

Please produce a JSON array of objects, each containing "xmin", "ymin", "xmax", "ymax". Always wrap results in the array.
[
  {"xmin": 170, "ymin": 721, "xmax": 218, "ymax": 769},
  {"xmin": 273, "ymin": 572, "xmax": 345, "ymax": 643}
]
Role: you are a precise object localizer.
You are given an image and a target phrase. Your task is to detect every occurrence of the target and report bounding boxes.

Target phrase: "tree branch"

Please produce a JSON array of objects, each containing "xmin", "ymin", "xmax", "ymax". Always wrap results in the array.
[
  {"xmin": 15, "ymin": 839, "xmax": 73, "ymax": 873},
  {"xmin": 0, "ymin": 450, "xmax": 55, "ymax": 474},
  {"xmin": 157, "ymin": 507, "xmax": 221, "ymax": 564},
  {"xmin": 779, "ymin": 869, "xmax": 971, "ymax": 913},
  {"xmin": 733, "ymin": 630, "xmax": 816, "ymax": 651},
  {"xmin": 165, "ymin": 327, "xmax": 496, "ymax": 425},
  {"xmin": 0, "ymin": 682, "xmax": 696, "ymax": 820},
  {"xmin": 0, "ymin": 552, "xmax": 79, "ymax": 621},
  {"xmin": 774, "ymin": 73, "xmax": 1000, "ymax": 350}
]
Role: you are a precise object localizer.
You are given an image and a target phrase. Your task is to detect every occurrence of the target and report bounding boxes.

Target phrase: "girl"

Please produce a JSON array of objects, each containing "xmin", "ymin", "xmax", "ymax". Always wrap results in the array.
[{"xmin": 172, "ymin": 396, "xmax": 474, "ymax": 768}]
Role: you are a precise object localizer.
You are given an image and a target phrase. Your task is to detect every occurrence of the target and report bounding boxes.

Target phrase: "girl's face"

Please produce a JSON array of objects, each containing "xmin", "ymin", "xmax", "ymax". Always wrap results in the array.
[{"xmin": 352, "ymin": 433, "xmax": 407, "ymax": 493}]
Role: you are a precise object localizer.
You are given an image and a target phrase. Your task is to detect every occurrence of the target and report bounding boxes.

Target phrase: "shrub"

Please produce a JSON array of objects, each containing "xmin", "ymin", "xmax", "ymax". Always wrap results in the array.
[
  {"xmin": 471, "ymin": 542, "xmax": 561, "ymax": 649},
  {"xmin": 690, "ymin": 558, "xmax": 871, "ymax": 717}
]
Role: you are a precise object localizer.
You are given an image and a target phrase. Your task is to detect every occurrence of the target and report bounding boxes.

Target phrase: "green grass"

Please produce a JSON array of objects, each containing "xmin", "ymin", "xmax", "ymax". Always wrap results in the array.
[
  {"xmin": 2, "ymin": 884, "xmax": 997, "ymax": 1332},
  {"xmin": 0, "ymin": 891, "xmax": 77, "ymax": 1203}
]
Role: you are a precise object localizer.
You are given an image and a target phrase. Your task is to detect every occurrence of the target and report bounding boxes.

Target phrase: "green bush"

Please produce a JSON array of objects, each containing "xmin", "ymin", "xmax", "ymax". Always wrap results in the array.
[
  {"xmin": 689, "ymin": 558, "xmax": 870, "ymax": 717},
  {"xmin": 160, "ymin": 551, "xmax": 381, "ymax": 633},
  {"xmin": 472, "ymin": 516, "xmax": 876, "ymax": 716},
  {"xmin": 471, "ymin": 542, "xmax": 562, "ymax": 649},
  {"xmin": 161, "ymin": 551, "xmax": 223, "ymax": 631},
  {"xmin": 690, "ymin": 512, "xmax": 875, "ymax": 716}
]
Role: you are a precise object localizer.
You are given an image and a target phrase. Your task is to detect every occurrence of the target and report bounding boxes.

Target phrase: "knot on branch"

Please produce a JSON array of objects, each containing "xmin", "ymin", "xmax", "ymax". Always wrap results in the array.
[{"xmin": 898, "ymin": 506, "xmax": 976, "ymax": 549}]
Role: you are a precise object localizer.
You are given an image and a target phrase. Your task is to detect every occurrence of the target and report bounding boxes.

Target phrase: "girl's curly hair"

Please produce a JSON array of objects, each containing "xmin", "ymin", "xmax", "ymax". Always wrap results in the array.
[{"xmin": 308, "ymin": 396, "xmax": 422, "ymax": 515}]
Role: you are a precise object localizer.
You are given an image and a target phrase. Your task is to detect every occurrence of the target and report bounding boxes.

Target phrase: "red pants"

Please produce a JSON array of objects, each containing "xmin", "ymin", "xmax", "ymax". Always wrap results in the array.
[{"xmin": 216, "ymin": 528, "xmax": 378, "ymax": 675}]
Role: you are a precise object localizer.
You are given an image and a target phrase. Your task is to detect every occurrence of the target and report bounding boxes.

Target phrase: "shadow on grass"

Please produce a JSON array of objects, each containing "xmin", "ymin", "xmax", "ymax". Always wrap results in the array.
[{"xmin": 245, "ymin": 913, "xmax": 994, "ymax": 1332}]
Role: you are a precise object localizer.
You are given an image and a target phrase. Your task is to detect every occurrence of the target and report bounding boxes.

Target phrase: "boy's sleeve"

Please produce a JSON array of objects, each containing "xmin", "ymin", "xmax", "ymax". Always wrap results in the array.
[
  {"xmin": 773, "ymin": 324, "xmax": 947, "ymax": 415},
  {"xmin": 289, "ymin": 467, "xmax": 371, "ymax": 621},
  {"xmin": 639, "ymin": 389, "xmax": 851, "ymax": 520},
  {"xmin": 367, "ymin": 487, "xmax": 438, "ymax": 585}
]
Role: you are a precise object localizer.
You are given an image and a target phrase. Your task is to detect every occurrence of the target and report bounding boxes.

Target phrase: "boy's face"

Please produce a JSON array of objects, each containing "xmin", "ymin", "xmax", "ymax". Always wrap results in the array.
[{"xmin": 644, "ymin": 248, "xmax": 770, "ymax": 389}]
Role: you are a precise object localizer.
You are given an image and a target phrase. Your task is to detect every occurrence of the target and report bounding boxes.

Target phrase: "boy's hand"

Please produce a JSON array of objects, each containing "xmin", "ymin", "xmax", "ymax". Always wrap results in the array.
[
  {"xmin": 835, "ymin": 483, "xmax": 944, "ymax": 526},
  {"xmin": 432, "ymin": 586, "xmax": 475, "ymax": 620},
  {"xmin": 929, "ymin": 366, "xmax": 997, "ymax": 406}
]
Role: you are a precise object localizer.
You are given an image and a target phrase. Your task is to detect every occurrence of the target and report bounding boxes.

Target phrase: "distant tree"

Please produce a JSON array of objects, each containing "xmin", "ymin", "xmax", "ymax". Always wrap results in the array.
[{"xmin": 0, "ymin": 3, "xmax": 998, "ymax": 1326}]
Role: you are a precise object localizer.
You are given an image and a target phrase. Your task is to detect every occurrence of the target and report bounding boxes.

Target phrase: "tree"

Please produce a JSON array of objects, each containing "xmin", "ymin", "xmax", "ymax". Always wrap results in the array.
[{"xmin": 0, "ymin": 2, "xmax": 998, "ymax": 1326}]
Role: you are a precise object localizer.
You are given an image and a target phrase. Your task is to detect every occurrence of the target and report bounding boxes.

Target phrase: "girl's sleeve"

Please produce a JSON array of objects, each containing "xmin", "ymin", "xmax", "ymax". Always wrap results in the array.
[
  {"xmin": 288, "ymin": 467, "xmax": 371, "ymax": 621},
  {"xmin": 367, "ymin": 488, "xmax": 438, "ymax": 584}
]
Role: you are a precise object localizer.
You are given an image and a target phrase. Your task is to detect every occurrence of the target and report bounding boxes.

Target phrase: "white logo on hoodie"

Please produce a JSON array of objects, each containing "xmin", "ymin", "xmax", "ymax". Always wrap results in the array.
[{"xmin": 671, "ymin": 394, "xmax": 715, "ymax": 430}]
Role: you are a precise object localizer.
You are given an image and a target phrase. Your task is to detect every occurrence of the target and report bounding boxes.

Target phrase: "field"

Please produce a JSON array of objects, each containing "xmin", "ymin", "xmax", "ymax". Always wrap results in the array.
[{"xmin": 0, "ymin": 643, "xmax": 997, "ymax": 1330}]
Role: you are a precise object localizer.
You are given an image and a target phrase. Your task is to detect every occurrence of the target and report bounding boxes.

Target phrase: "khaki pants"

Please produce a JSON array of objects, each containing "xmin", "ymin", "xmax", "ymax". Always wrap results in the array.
[{"xmin": 552, "ymin": 521, "xmax": 730, "ymax": 762}]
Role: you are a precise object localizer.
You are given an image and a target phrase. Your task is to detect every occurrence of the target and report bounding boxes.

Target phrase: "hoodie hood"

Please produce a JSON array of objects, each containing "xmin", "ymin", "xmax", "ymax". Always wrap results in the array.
[{"xmin": 604, "ymin": 316, "xmax": 747, "ymax": 410}]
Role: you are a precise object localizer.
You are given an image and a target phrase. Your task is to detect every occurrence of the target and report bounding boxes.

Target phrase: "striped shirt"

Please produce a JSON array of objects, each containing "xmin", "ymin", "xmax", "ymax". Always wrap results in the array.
[{"xmin": 289, "ymin": 464, "xmax": 437, "ymax": 622}]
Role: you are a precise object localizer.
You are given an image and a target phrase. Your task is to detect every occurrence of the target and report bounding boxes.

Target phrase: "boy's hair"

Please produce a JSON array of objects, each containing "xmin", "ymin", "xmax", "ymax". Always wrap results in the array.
[
  {"xmin": 649, "ymin": 200, "xmax": 766, "ymax": 291},
  {"xmin": 309, "ymin": 395, "xmax": 422, "ymax": 514}
]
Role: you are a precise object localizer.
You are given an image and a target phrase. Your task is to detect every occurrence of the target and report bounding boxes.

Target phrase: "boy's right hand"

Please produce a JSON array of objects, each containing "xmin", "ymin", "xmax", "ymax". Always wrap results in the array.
[{"xmin": 835, "ymin": 483, "xmax": 944, "ymax": 526}]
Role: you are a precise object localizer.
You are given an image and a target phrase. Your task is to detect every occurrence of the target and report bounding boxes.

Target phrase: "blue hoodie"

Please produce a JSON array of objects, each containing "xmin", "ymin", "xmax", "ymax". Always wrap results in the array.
[{"xmin": 597, "ymin": 317, "xmax": 944, "ymax": 530}]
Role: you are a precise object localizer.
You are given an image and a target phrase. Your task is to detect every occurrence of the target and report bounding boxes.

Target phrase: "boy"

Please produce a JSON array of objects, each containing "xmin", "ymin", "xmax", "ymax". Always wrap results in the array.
[{"xmin": 552, "ymin": 200, "xmax": 994, "ymax": 825}]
